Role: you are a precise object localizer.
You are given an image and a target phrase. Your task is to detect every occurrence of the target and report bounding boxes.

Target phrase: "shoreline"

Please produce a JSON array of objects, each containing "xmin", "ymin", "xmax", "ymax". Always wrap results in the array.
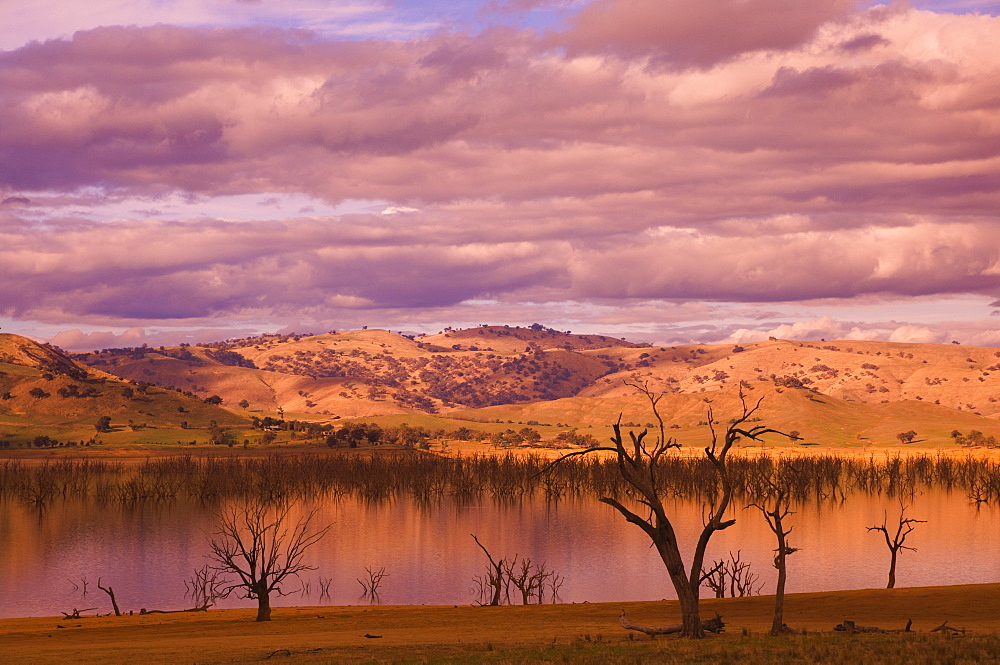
[{"xmin": 4, "ymin": 584, "xmax": 999, "ymax": 664}]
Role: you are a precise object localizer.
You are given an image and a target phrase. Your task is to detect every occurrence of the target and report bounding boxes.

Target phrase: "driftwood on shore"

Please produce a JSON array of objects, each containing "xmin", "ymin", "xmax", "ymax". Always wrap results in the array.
[
  {"xmin": 618, "ymin": 610, "xmax": 725, "ymax": 636},
  {"xmin": 60, "ymin": 608, "xmax": 97, "ymax": 619},
  {"xmin": 139, "ymin": 605, "xmax": 211, "ymax": 615},
  {"xmin": 834, "ymin": 619, "xmax": 914, "ymax": 634},
  {"xmin": 931, "ymin": 621, "xmax": 966, "ymax": 635}
]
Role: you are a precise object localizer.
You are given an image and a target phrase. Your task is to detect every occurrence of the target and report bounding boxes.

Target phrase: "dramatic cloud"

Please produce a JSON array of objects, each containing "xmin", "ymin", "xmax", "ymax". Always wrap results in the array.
[
  {"xmin": 1, "ymin": 1, "xmax": 999, "ymax": 347},
  {"xmin": 553, "ymin": 0, "xmax": 856, "ymax": 68}
]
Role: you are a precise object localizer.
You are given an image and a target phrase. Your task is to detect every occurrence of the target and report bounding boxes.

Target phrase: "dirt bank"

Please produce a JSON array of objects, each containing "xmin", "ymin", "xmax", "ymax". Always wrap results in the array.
[{"xmin": 4, "ymin": 584, "xmax": 997, "ymax": 664}]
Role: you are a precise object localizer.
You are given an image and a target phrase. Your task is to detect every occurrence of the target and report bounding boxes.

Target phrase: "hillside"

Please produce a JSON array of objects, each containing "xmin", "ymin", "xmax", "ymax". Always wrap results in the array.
[
  {"xmin": 77, "ymin": 326, "xmax": 640, "ymax": 416},
  {"xmin": 69, "ymin": 327, "xmax": 1000, "ymax": 448},
  {"xmin": 0, "ymin": 333, "xmax": 246, "ymax": 446}
]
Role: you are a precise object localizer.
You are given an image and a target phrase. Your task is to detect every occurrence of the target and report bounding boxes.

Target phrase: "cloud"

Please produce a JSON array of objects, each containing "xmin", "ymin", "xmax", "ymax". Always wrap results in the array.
[
  {"xmin": 552, "ymin": 0, "xmax": 856, "ymax": 68},
  {"xmin": 0, "ymin": 3, "xmax": 998, "ymax": 342}
]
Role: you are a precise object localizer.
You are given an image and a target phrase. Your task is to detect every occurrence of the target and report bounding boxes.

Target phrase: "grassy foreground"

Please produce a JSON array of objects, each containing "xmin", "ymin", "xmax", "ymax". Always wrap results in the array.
[{"xmin": 5, "ymin": 585, "xmax": 1000, "ymax": 664}]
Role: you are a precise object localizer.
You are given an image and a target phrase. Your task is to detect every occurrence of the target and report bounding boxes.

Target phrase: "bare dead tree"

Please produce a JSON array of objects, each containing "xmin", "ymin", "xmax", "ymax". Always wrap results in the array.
[
  {"xmin": 749, "ymin": 475, "xmax": 798, "ymax": 635},
  {"xmin": 471, "ymin": 534, "xmax": 505, "ymax": 606},
  {"xmin": 208, "ymin": 501, "xmax": 332, "ymax": 622},
  {"xmin": 700, "ymin": 550, "xmax": 762, "ymax": 598},
  {"xmin": 470, "ymin": 534, "xmax": 563, "ymax": 605},
  {"xmin": 184, "ymin": 564, "xmax": 224, "ymax": 611},
  {"xmin": 358, "ymin": 566, "xmax": 388, "ymax": 604},
  {"xmin": 96, "ymin": 577, "xmax": 122, "ymax": 616},
  {"xmin": 538, "ymin": 384, "xmax": 791, "ymax": 638},
  {"xmin": 867, "ymin": 499, "xmax": 926, "ymax": 589}
]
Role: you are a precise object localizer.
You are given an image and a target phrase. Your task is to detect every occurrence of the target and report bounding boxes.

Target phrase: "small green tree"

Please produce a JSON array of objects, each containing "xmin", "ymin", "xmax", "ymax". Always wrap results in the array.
[{"xmin": 95, "ymin": 416, "xmax": 112, "ymax": 433}]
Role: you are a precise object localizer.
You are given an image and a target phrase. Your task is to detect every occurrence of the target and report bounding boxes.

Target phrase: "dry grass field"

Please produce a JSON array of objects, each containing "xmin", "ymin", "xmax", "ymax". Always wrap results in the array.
[{"xmin": 4, "ymin": 585, "xmax": 999, "ymax": 664}]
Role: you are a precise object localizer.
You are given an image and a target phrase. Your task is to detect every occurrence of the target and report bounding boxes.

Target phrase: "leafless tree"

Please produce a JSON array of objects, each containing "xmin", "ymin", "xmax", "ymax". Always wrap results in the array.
[
  {"xmin": 701, "ymin": 550, "xmax": 762, "ymax": 598},
  {"xmin": 184, "ymin": 565, "xmax": 224, "ymax": 611},
  {"xmin": 540, "ymin": 384, "xmax": 791, "ymax": 637},
  {"xmin": 867, "ymin": 499, "xmax": 926, "ymax": 589},
  {"xmin": 358, "ymin": 566, "xmax": 388, "ymax": 603},
  {"xmin": 97, "ymin": 577, "xmax": 122, "ymax": 616},
  {"xmin": 470, "ymin": 534, "xmax": 563, "ymax": 605},
  {"xmin": 749, "ymin": 474, "xmax": 798, "ymax": 635},
  {"xmin": 207, "ymin": 501, "xmax": 331, "ymax": 621}
]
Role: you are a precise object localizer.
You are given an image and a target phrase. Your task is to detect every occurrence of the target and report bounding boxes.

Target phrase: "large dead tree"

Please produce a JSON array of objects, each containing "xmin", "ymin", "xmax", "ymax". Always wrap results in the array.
[
  {"xmin": 543, "ymin": 385, "xmax": 789, "ymax": 638},
  {"xmin": 208, "ymin": 501, "xmax": 331, "ymax": 622},
  {"xmin": 867, "ymin": 499, "xmax": 926, "ymax": 589}
]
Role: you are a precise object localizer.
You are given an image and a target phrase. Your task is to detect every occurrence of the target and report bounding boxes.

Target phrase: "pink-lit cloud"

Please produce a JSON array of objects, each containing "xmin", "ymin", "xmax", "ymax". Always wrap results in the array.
[{"xmin": 0, "ymin": 2, "xmax": 999, "ymax": 348}]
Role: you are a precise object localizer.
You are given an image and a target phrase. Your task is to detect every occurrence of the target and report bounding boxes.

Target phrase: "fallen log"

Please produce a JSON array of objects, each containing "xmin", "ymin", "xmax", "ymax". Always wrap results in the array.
[
  {"xmin": 834, "ymin": 619, "xmax": 913, "ymax": 634},
  {"xmin": 618, "ymin": 611, "xmax": 724, "ymax": 636},
  {"xmin": 931, "ymin": 621, "xmax": 965, "ymax": 635},
  {"xmin": 140, "ymin": 605, "xmax": 211, "ymax": 615},
  {"xmin": 60, "ymin": 608, "xmax": 97, "ymax": 619}
]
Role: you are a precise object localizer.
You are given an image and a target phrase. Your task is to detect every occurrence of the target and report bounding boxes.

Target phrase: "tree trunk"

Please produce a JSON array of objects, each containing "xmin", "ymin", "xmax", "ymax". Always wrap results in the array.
[
  {"xmin": 256, "ymin": 590, "xmax": 272, "ymax": 622},
  {"xmin": 655, "ymin": 535, "xmax": 703, "ymax": 638},
  {"xmin": 771, "ymin": 544, "xmax": 787, "ymax": 636},
  {"xmin": 887, "ymin": 549, "xmax": 897, "ymax": 589}
]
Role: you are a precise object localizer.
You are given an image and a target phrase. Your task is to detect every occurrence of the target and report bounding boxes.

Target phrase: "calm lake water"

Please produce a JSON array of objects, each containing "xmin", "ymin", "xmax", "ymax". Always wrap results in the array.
[{"xmin": 2, "ymin": 489, "xmax": 999, "ymax": 618}]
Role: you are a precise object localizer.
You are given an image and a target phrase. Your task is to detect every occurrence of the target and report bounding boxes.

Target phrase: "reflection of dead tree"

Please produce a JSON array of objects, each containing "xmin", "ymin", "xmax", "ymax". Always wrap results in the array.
[
  {"xmin": 69, "ymin": 576, "xmax": 89, "ymax": 598},
  {"xmin": 968, "ymin": 478, "xmax": 989, "ymax": 507},
  {"xmin": 97, "ymin": 577, "xmax": 122, "ymax": 616},
  {"xmin": 184, "ymin": 565, "xmax": 224, "ymax": 611},
  {"xmin": 318, "ymin": 576, "xmax": 333, "ymax": 600},
  {"xmin": 867, "ymin": 500, "xmax": 926, "ymax": 589},
  {"xmin": 470, "ymin": 534, "xmax": 563, "ymax": 605},
  {"xmin": 700, "ymin": 550, "xmax": 762, "ymax": 598},
  {"xmin": 750, "ymin": 476, "xmax": 798, "ymax": 636},
  {"xmin": 358, "ymin": 566, "xmax": 388, "ymax": 603},
  {"xmin": 539, "ymin": 385, "xmax": 791, "ymax": 638}
]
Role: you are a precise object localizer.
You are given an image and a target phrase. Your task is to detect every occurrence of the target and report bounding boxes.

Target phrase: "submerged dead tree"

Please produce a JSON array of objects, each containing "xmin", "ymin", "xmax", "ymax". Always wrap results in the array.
[
  {"xmin": 543, "ymin": 385, "xmax": 791, "ymax": 638},
  {"xmin": 750, "ymin": 474, "xmax": 798, "ymax": 635},
  {"xmin": 701, "ymin": 550, "xmax": 762, "ymax": 598},
  {"xmin": 867, "ymin": 499, "xmax": 926, "ymax": 589},
  {"xmin": 208, "ymin": 501, "xmax": 331, "ymax": 621},
  {"xmin": 470, "ymin": 534, "xmax": 563, "ymax": 605}
]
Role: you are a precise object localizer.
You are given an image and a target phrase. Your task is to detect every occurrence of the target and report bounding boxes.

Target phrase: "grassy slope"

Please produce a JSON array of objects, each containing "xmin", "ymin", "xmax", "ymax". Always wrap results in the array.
[
  {"xmin": 0, "ymin": 335, "xmax": 248, "ymax": 446},
  {"xmin": 4, "ymin": 585, "xmax": 998, "ymax": 664}
]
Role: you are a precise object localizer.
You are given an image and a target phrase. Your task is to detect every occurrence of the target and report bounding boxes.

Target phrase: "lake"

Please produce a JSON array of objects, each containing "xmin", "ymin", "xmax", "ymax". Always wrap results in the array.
[{"xmin": 2, "ymin": 487, "xmax": 999, "ymax": 618}]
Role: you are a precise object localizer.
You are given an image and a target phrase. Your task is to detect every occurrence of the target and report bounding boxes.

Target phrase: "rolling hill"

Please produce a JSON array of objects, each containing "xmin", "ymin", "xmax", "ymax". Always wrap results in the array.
[
  {"xmin": 66, "ymin": 325, "xmax": 1000, "ymax": 449},
  {"xmin": 0, "ymin": 333, "xmax": 246, "ymax": 447}
]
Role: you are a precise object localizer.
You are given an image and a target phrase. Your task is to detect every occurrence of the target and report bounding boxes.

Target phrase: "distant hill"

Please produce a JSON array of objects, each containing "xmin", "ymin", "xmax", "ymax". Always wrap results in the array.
[
  {"xmin": 69, "ymin": 327, "xmax": 1000, "ymax": 447},
  {"xmin": 0, "ymin": 333, "xmax": 245, "ymax": 446},
  {"xmin": 77, "ymin": 326, "xmax": 646, "ymax": 415}
]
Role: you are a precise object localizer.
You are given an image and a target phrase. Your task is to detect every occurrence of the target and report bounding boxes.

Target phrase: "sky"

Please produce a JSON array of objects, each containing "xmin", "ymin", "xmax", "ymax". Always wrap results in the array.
[{"xmin": 2, "ymin": 0, "xmax": 1000, "ymax": 351}]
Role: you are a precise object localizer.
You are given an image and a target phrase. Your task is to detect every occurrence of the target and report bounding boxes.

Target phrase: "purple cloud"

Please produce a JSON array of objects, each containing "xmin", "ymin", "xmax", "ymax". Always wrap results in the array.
[{"xmin": 0, "ymin": 2, "xmax": 998, "ymax": 346}]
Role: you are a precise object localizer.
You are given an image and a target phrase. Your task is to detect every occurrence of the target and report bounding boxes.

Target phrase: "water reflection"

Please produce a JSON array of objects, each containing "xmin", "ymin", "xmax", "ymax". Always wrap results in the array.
[{"xmin": 1, "ymin": 489, "xmax": 998, "ymax": 618}]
